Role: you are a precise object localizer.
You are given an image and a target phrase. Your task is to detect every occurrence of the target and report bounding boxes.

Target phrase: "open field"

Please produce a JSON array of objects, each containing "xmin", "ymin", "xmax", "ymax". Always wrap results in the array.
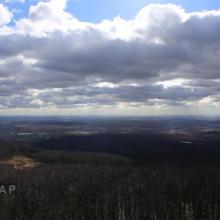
[{"xmin": 0, "ymin": 155, "xmax": 40, "ymax": 170}]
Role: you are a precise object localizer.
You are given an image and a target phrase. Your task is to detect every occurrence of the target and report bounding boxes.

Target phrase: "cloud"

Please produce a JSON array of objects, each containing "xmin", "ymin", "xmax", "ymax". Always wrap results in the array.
[
  {"xmin": 0, "ymin": 1, "xmax": 220, "ymax": 113},
  {"xmin": 0, "ymin": 4, "xmax": 12, "ymax": 26}
]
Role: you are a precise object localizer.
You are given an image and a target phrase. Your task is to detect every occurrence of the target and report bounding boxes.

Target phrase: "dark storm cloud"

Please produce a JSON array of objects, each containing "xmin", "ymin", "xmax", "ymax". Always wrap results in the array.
[
  {"xmin": 0, "ymin": 34, "xmax": 44, "ymax": 57},
  {"xmin": 35, "ymin": 33, "xmax": 193, "ymax": 82}
]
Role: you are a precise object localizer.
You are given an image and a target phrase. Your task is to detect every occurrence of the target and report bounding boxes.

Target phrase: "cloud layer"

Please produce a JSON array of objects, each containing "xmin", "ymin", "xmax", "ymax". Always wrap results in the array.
[{"xmin": 0, "ymin": 0, "xmax": 220, "ymax": 114}]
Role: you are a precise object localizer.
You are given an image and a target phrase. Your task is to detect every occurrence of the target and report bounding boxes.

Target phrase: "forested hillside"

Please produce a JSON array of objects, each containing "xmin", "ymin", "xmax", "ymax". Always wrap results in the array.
[{"xmin": 0, "ymin": 141, "xmax": 220, "ymax": 220}]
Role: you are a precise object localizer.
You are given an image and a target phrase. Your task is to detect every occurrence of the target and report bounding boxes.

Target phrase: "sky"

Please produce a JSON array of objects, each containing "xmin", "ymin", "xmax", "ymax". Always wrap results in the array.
[{"xmin": 0, "ymin": 0, "xmax": 220, "ymax": 116}]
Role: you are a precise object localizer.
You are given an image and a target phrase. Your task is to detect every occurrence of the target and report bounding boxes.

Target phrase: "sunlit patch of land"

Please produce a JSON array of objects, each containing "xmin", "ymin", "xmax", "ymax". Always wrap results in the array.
[
  {"xmin": 65, "ymin": 131, "xmax": 98, "ymax": 135},
  {"xmin": 0, "ymin": 155, "xmax": 40, "ymax": 170}
]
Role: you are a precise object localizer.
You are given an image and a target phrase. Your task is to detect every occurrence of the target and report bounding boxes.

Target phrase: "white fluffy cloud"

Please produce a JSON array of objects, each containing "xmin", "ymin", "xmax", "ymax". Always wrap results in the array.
[
  {"xmin": 0, "ymin": 4, "xmax": 12, "ymax": 26},
  {"xmin": 0, "ymin": 0, "xmax": 220, "ymax": 114}
]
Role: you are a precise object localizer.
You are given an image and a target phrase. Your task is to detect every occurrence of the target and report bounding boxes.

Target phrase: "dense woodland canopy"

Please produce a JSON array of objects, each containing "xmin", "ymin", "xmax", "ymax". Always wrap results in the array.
[{"xmin": 0, "ymin": 141, "xmax": 220, "ymax": 220}]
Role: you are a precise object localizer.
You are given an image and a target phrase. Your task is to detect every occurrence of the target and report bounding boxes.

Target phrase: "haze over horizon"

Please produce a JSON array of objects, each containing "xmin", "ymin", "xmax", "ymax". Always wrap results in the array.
[{"xmin": 0, "ymin": 0, "xmax": 220, "ymax": 116}]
